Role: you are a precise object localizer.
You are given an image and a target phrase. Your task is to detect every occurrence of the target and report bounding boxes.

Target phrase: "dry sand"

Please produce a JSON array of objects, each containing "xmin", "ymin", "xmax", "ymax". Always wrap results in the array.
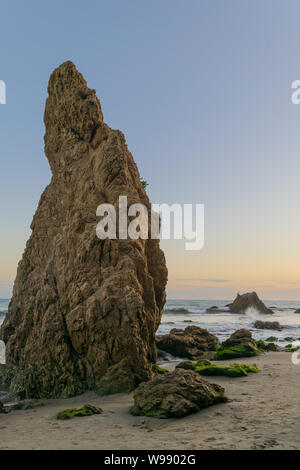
[{"xmin": 0, "ymin": 352, "xmax": 299, "ymax": 450}]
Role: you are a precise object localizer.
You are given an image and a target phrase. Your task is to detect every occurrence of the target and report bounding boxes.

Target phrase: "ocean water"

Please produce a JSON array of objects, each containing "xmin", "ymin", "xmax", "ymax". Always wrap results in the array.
[
  {"xmin": 158, "ymin": 299, "xmax": 300, "ymax": 347},
  {"xmin": 0, "ymin": 299, "xmax": 9, "ymax": 323},
  {"xmin": 1, "ymin": 298, "xmax": 300, "ymax": 348}
]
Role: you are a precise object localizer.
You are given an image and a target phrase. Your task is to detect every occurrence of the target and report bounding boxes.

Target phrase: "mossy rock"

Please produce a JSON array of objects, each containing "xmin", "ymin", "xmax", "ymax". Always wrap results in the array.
[
  {"xmin": 57, "ymin": 404, "xmax": 102, "ymax": 420},
  {"xmin": 177, "ymin": 360, "xmax": 259, "ymax": 377},
  {"xmin": 195, "ymin": 362, "xmax": 259, "ymax": 377},
  {"xmin": 152, "ymin": 364, "xmax": 168, "ymax": 375},
  {"xmin": 253, "ymin": 339, "xmax": 268, "ymax": 351},
  {"xmin": 284, "ymin": 337, "xmax": 294, "ymax": 342},
  {"xmin": 176, "ymin": 359, "xmax": 210, "ymax": 370},
  {"xmin": 213, "ymin": 343, "xmax": 260, "ymax": 360},
  {"xmin": 265, "ymin": 336, "xmax": 278, "ymax": 342},
  {"xmin": 284, "ymin": 345, "xmax": 300, "ymax": 352},
  {"xmin": 131, "ymin": 369, "xmax": 228, "ymax": 419}
]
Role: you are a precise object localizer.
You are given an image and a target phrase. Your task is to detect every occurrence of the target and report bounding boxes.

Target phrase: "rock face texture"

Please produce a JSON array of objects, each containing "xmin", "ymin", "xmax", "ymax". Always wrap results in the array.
[
  {"xmin": 156, "ymin": 326, "xmax": 218, "ymax": 360},
  {"xmin": 130, "ymin": 368, "xmax": 227, "ymax": 418},
  {"xmin": 0, "ymin": 61, "xmax": 167, "ymax": 398},
  {"xmin": 226, "ymin": 292, "xmax": 273, "ymax": 315}
]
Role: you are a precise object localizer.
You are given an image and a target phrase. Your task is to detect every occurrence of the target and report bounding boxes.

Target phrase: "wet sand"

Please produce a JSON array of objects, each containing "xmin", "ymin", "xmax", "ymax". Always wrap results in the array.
[{"xmin": 0, "ymin": 352, "xmax": 299, "ymax": 450}]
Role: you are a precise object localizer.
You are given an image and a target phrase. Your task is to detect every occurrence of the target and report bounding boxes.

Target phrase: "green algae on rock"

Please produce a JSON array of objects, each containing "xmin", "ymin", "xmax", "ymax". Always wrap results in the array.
[
  {"xmin": 57, "ymin": 404, "xmax": 102, "ymax": 420},
  {"xmin": 130, "ymin": 368, "xmax": 228, "ymax": 419},
  {"xmin": 176, "ymin": 360, "xmax": 259, "ymax": 377},
  {"xmin": 176, "ymin": 359, "xmax": 211, "ymax": 370},
  {"xmin": 152, "ymin": 364, "xmax": 168, "ymax": 374},
  {"xmin": 195, "ymin": 362, "xmax": 259, "ymax": 377},
  {"xmin": 213, "ymin": 329, "xmax": 262, "ymax": 360}
]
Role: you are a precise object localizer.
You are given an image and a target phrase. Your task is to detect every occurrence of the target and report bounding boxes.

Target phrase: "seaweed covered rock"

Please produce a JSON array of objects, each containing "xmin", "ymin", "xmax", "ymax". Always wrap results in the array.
[
  {"xmin": 176, "ymin": 359, "xmax": 259, "ymax": 377},
  {"xmin": 57, "ymin": 404, "xmax": 102, "ymax": 420},
  {"xmin": 0, "ymin": 61, "xmax": 167, "ymax": 399},
  {"xmin": 253, "ymin": 320, "xmax": 282, "ymax": 331},
  {"xmin": 156, "ymin": 326, "xmax": 219, "ymax": 360},
  {"xmin": 266, "ymin": 336, "xmax": 278, "ymax": 342},
  {"xmin": 198, "ymin": 363, "xmax": 259, "ymax": 377},
  {"xmin": 130, "ymin": 369, "xmax": 228, "ymax": 418},
  {"xmin": 152, "ymin": 364, "xmax": 168, "ymax": 375},
  {"xmin": 226, "ymin": 292, "xmax": 273, "ymax": 314},
  {"xmin": 214, "ymin": 329, "xmax": 260, "ymax": 360},
  {"xmin": 176, "ymin": 359, "xmax": 211, "ymax": 370}
]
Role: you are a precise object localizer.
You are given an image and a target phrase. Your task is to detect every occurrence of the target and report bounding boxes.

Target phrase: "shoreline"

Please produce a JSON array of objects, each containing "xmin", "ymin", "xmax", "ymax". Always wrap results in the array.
[{"xmin": 0, "ymin": 352, "xmax": 299, "ymax": 450}]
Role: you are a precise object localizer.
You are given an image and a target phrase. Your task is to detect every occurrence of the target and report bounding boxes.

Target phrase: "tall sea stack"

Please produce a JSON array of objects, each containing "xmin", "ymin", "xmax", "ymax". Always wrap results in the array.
[{"xmin": 0, "ymin": 61, "xmax": 168, "ymax": 398}]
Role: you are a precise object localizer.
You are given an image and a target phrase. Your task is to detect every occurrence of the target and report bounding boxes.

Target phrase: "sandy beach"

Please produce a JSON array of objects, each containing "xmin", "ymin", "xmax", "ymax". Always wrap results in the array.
[{"xmin": 1, "ymin": 352, "xmax": 299, "ymax": 450}]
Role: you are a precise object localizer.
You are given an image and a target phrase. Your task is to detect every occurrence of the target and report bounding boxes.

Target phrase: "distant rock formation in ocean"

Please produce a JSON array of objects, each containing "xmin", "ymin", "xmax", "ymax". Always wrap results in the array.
[
  {"xmin": 226, "ymin": 292, "xmax": 273, "ymax": 315},
  {"xmin": 0, "ymin": 61, "xmax": 167, "ymax": 398},
  {"xmin": 253, "ymin": 320, "xmax": 282, "ymax": 331}
]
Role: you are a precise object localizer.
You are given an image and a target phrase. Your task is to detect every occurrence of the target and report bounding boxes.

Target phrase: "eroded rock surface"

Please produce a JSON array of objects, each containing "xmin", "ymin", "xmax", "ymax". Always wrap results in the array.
[
  {"xmin": 156, "ymin": 325, "xmax": 219, "ymax": 359},
  {"xmin": 226, "ymin": 292, "xmax": 273, "ymax": 315},
  {"xmin": 0, "ymin": 61, "xmax": 167, "ymax": 398},
  {"xmin": 130, "ymin": 368, "xmax": 227, "ymax": 418}
]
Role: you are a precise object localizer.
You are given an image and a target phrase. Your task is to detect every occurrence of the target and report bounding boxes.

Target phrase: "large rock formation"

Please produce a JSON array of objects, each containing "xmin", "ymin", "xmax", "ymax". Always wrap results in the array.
[
  {"xmin": 226, "ymin": 292, "xmax": 273, "ymax": 315},
  {"xmin": 0, "ymin": 61, "xmax": 167, "ymax": 398},
  {"xmin": 156, "ymin": 325, "xmax": 218, "ymax": 359}
]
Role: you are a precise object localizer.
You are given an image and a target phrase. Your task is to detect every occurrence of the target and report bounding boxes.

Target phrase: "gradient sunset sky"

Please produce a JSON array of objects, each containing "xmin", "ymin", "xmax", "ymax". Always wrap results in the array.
[{"xmin": 1, "ymin": 0, "xmax": 300, "ymax": 300}]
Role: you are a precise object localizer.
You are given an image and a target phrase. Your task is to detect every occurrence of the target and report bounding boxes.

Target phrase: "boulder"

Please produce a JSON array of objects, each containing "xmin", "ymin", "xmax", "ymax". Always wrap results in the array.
[
  {"xmin": 265, "ymin": 336, "xmax": 278, "ymax": 342},
  {"xmin": 263, "ymin": 342, "xmax": 280, "ymax": 352},
  {"xmin": 253, "ymin": 320, "xmax": 282, "ymax": 331},
  {"xmin": 156, "ymin": 325, "xmax": 219, "ymax": 359},
  {"xmin": 0, "ymin": 62, "xmax": 167, "ymax": 398},
  {"xmin": 0, "ymin": 401, "xmax": 3, "ymax": 413},
  {"xmin": 214, "ymin": 329, "xmax": 260, "ymax": 360},
  {"xmin": 295, "ymin": 309, "xmax": 300, "ymax": 314},
  {"xmin": 130, "ymin": 368, "xmax": 228, "ymax": 418},
  {"xmin": 226, "ymin": 292, "xmax": 273, "ymax": 314}
]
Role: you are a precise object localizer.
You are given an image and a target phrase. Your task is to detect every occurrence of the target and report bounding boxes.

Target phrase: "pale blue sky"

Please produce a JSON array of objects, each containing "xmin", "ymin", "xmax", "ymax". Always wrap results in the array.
[{"xmin": 1, "ymin": 0, "xmax": 300, "ymax": 299}]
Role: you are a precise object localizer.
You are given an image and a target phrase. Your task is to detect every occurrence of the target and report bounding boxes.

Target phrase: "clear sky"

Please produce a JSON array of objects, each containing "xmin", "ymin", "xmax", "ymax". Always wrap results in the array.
[{"xmin": 1, "ymin": 0, "xmax": 300, "ymax": 300}]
